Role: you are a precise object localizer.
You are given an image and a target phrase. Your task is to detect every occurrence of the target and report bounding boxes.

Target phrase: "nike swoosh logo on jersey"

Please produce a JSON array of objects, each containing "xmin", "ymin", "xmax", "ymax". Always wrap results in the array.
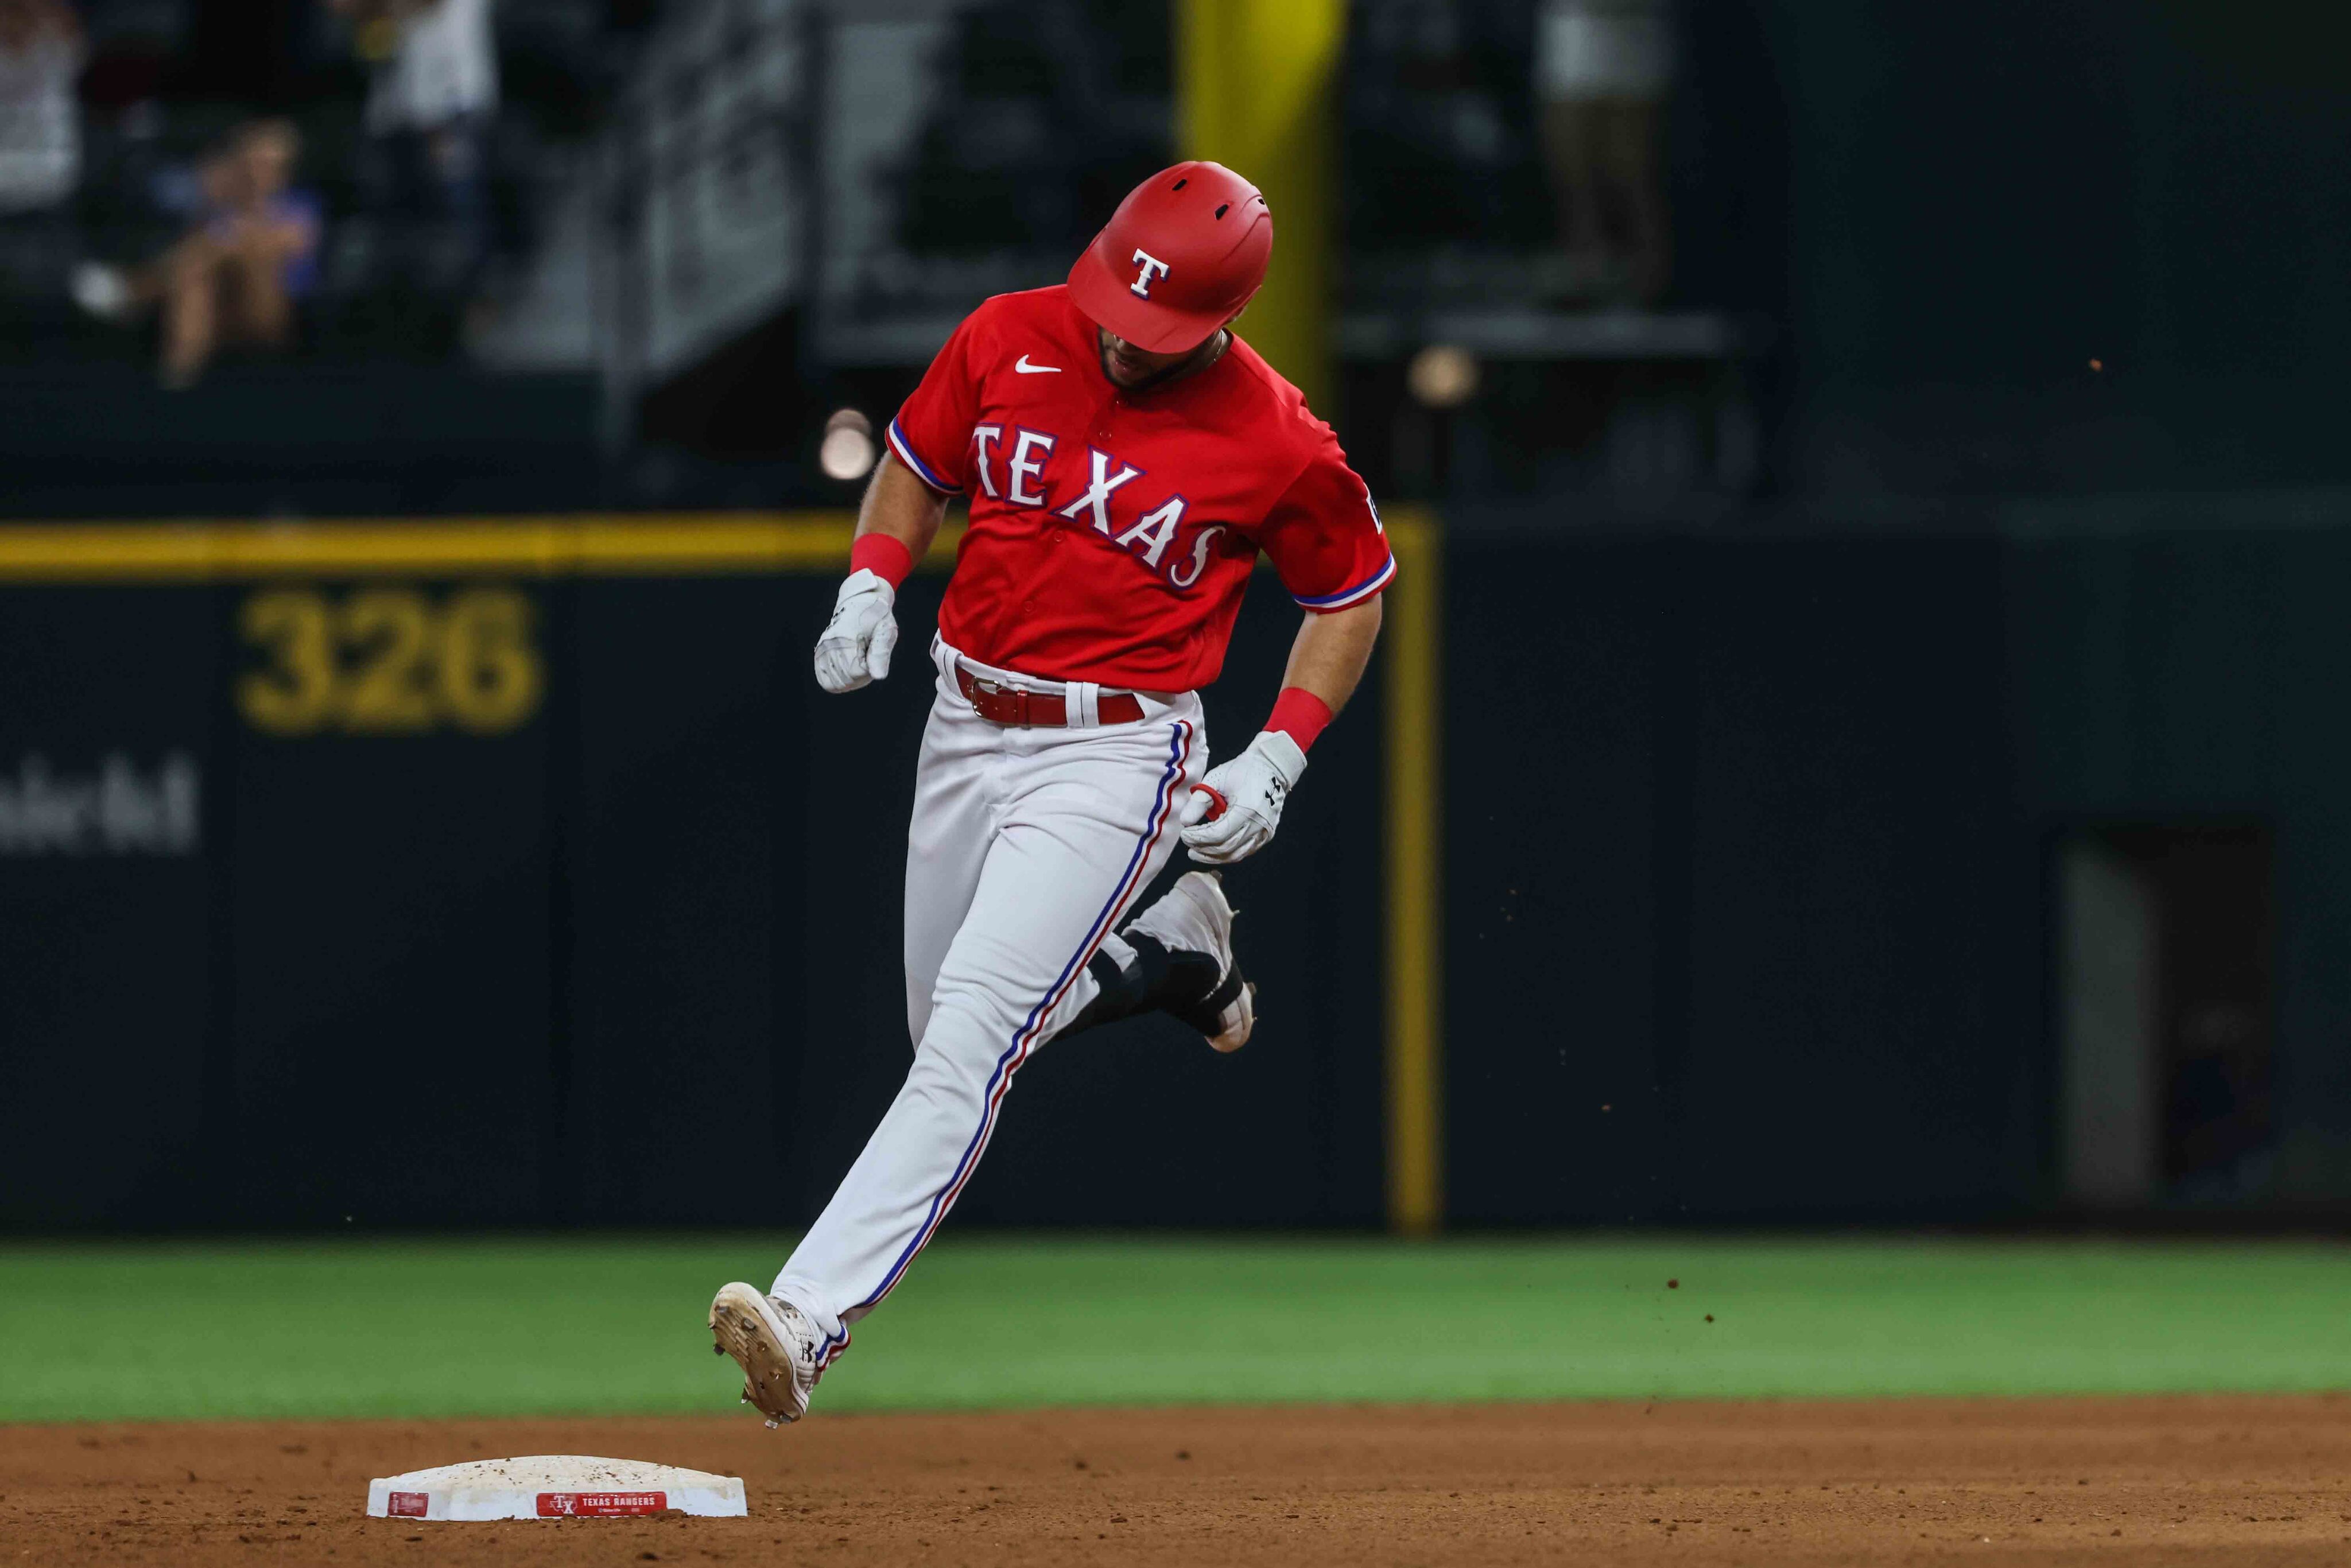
[{"xmin": 1014, "ymin": 355, "xmax": 1062, "ymax": 374}]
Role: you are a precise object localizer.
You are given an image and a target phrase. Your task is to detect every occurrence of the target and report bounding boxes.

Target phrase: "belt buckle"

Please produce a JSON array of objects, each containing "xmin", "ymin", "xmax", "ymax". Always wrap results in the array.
[{"xmin": 971, "ymin": 676, "xmax": 1030, "ymax": 727}]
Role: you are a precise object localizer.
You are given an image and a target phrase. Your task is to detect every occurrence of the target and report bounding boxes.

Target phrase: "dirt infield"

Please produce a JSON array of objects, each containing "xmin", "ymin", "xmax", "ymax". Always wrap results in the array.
[{"xmin": 6, "ymin": 1396, "xmax": 2349, "ymax": 1566}]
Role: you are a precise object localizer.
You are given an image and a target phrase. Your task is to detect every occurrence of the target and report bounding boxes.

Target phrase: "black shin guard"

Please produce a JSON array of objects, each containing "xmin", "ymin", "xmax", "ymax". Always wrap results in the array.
[
  {"xmin": 1171, "ymin": 964, "xmax": 1247, "ymax": 1037},
  {"xmin": 1060, "ymin": 932, "xmax": 1223, "ymax": 1039}
]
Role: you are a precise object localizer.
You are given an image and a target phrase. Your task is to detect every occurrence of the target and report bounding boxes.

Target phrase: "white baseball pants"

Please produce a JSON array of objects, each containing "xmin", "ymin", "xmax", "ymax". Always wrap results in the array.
[{"xmin": 771, "ymin": 637, "xmax": 1205, "ymax": 1368}]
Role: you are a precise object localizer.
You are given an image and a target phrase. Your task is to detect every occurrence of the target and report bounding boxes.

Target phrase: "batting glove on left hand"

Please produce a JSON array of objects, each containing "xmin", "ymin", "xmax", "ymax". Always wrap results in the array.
[
  {"xmin": 813, "ymin": 569, "xmax": 899, "ymax": 693},
  {"xmin": 1180, "ymin": 729, "xmax": 1308, "ymax": 865}
]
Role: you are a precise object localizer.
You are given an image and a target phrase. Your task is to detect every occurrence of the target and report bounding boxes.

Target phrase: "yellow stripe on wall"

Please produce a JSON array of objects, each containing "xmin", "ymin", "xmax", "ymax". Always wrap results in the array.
[{"xmin": 0, "ymin": 513, "xmax": 899, "ymax": 580}]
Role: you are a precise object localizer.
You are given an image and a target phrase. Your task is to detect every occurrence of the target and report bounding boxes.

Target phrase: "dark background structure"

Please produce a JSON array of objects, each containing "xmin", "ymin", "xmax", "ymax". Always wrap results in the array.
[{"xmin": 5, "ymin": 0, "xmax": 2350, "ymax": 1231}]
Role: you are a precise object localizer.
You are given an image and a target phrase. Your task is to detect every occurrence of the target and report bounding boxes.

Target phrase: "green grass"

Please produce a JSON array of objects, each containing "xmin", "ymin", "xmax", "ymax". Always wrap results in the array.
[{"xmin": 2, "ymin": 1234, "xmax": 2348, "ymax": 1423}]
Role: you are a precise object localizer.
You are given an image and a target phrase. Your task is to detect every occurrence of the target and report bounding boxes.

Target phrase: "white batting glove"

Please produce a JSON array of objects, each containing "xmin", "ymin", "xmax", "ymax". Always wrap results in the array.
[
  {"xmin": 1180, "ymin": 730, "xmax": 1308, "ymax": 865},
  {"xmin": 813, "ymin": 569, "xmax": 899, "ymax": 693}
]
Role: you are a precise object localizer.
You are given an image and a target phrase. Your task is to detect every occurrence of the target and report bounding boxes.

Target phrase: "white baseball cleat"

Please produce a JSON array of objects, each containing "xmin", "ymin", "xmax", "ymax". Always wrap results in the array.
[
  {"xmin": 709, "ymin": 1282, "xmax": 823, "ymax": 1427},
  {"xmin": 1122, "ymin": 870, "xmax": 1256, "ymax": 1051}
]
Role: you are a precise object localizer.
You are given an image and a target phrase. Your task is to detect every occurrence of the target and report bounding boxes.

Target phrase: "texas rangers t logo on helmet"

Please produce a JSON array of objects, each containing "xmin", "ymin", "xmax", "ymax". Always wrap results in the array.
[{"xmin": 1130, "ymin": 249, "xmax": 1171, "ymax": 298}]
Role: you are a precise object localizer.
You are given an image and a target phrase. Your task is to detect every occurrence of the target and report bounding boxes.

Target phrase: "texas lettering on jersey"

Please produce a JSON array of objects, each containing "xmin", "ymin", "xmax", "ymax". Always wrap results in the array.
[
  {"xmin": 967, "ymin": 433, "xmax": 1223, "ymax": 591},
  {"xmin": 885, "ymin": 286, "xmax": 1394, "ymax": 692}
]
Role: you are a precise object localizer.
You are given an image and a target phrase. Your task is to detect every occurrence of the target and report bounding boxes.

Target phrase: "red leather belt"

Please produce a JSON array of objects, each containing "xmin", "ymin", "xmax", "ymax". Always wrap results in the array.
[{"xmin": 955, "ymin": 665, "xmax": 1144, "ymax": 728}]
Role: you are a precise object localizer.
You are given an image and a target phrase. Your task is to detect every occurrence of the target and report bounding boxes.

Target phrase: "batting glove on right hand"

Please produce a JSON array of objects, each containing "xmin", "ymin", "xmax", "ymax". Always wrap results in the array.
[
  {"xmin": 1180, "ymin": 729, "xmax": 1308, "ymax": 865},
  {"xmin": 813, "ymin": 568, "xmax": 899, "ymax": 693}
]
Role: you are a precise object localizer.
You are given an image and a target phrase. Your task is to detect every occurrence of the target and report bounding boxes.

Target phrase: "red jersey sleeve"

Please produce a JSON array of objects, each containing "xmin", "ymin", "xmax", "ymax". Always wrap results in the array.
[
  {"xmin": 1256, "ymin": 436, "xmax": 1397, "ymax": 612},
  {"xmin": 885, "ymin": 306, "xmax": 990, "ymax": 495}
]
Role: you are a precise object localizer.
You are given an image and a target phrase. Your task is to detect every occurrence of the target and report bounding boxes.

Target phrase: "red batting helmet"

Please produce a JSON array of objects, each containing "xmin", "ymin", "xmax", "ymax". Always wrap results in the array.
[{"xmin": 1066, "ymin": 161, "xmax": 1272, "ymax": 354}]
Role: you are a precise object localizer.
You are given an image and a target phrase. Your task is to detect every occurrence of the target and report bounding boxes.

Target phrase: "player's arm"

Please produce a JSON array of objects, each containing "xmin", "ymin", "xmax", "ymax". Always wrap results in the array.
[
  {"xmin": 813, "ymin": 452, "xmax": 948, "ymax": 694},
  {"xmin": 1181, "ymin": 445, "xmax": 1394, "ymax": 864},
  {"xmin": 1180, "ymin": 597, "xmax": 1383, "ymax": 864},
  {"xmin": 1278, "ymin": 594, "xmax": 1383, "ymax": 716},
  {"xmin": 856, "ymin": 449, "xmax": 951, "ymax": 564},
  {"xmin": 816, "ymin": 298, "xmax": 986, "ymax": 693}
]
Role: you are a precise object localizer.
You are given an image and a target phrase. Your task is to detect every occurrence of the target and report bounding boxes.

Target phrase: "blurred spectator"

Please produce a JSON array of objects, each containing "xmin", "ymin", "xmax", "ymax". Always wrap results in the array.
[
  {"xmin": 72, "ymin": 120, "xmax": 321, "ymax": 386},
  {"xmin": 1535, "ymin": 0, "xmax": 1673, "ymax": 302},
  {"xmin": 335, "ymin": 0, "xmax": 498, "ymax": 298},
  {"xmin": 0, "ymin": 0, "xmax": 83, "ymax": 215}
]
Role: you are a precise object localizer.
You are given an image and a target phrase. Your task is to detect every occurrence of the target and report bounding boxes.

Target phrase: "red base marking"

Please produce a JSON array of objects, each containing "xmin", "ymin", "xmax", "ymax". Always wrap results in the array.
[
  {"xmin": 386, "ymin": 1492, "xmax": 429, "ymax": 1518},
  {"xmin": 536, "ymin": 1491, "xmax": 669, "ymax": 1517}
]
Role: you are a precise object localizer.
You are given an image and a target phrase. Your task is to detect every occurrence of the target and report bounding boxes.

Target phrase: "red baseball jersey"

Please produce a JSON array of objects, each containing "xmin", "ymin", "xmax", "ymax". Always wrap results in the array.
[{"xmin": 885, "ymin": 285, "xmax": 1395, "ymax": 692}]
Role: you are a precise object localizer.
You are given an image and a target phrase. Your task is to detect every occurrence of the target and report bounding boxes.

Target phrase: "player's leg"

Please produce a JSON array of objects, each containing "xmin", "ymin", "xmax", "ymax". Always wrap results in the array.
[
  {"xmin": 1061, "ymin": 870, "xmax": 1256, "ymax": 1050},
  {"xmin": 711, "ymin": 655, "xmax": 1006, "ymax": 1426},
  {"xmin": 902, "ymin": 645, "xmax": 1246, "ymax": 1058},
  {"xmin": 763, "ymin": 709, "xmax": 1201, "ymax": 1370},
  {"xmin": 901, "ymin": 647, "xmax": 1002, "ymax": 1045}
]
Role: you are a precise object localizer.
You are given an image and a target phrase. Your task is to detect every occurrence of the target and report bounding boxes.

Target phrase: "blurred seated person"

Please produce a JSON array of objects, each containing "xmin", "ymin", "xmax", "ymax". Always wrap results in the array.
[
  {"xmin": 333, "ymin": 0, "xmax": 498, "ymax": 298},
  {"xmin": 72, "ymin": 121, "xmax": 321, "ymax": 387},
  {"xmin": 1536, "ymin": 0, "xmax": 1673, "ymax": 304},
  {"xmin": 0, "ymin": 0, "xmax": 83, "ymax": 220}
]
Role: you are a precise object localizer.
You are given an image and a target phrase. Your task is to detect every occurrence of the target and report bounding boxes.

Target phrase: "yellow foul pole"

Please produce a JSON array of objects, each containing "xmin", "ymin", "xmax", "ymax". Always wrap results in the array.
[
  {"xmin": 1380, "ymin": 512, "xmax": 1444, "ymax": 1236},
  {"xmin": 1181, "ymin": 3, "xmax": 1442, "ymax": 1237},
  {"xmin": 1176, "ymin": 0, "xmax": 1342, "ymax": 413}
]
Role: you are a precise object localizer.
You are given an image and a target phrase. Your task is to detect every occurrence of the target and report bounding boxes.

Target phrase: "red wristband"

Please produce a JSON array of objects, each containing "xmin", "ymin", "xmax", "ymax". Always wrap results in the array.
[
  {"xmin": 1264, "ymin": 687, "xmax": 1335, "ymax": 752},
  {"xmin": 849, "ymin": 533, "xmax": 914, "ymax": 589}
]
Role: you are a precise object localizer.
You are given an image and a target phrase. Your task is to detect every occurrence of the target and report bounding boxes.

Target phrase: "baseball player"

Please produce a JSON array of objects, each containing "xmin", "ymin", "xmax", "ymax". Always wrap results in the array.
[{"xmin": 711, "ymin": 161, "xmax": 1392, "ymax": 1426}]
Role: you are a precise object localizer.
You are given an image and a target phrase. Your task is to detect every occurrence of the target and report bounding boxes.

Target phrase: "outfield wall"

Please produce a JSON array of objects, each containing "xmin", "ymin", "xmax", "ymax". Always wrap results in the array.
[
  {"xmin": 0, "ymin": 519, "xmax": 1388, "ymax": 1232},
  {"xmin": 6, "ymin": 502, "xmax": 2351, "ymax": 1230},
  {"xmin": 1443, "ymin": 500, "xmax": 2351, "ymax": 1225}
]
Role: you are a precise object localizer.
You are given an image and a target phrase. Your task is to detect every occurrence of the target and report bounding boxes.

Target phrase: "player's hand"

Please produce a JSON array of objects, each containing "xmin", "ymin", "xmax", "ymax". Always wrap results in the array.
[
  {"xmin": 813, "ymin": 569, "xmax": 899, "ymax": 693},
  {"xmin": 1180, "ymin": 730, "xmax": 1308, "ymax": 865}
]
